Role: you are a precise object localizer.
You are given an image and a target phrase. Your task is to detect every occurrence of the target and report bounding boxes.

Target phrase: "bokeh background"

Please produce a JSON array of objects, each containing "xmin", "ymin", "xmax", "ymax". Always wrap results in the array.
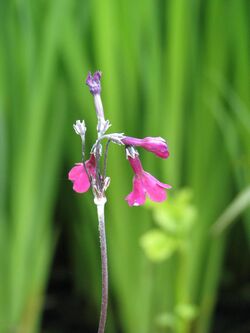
[{"xmin": 0, "ymin": 0, "xmax": 250, "ymax": 332}]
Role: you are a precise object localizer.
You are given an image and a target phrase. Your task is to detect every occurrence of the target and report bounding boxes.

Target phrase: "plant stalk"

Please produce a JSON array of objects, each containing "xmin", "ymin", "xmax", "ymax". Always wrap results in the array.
[{"xmin": 96, "ymin": 200, "xmax": 108, "ymax": 333}]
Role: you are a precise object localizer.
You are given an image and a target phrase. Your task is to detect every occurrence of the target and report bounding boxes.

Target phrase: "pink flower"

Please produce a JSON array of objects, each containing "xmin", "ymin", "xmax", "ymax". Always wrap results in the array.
[
  {"xmin": 68, "ymin": 154, "xmax": 96, "ymax": 193},
  {"xmin": 122, "ymin": 136, "xmax": 169, "ymax": 159},
  {"xmin": 126, "ymin": 155, "xmax": 171, "ymax": 206}
]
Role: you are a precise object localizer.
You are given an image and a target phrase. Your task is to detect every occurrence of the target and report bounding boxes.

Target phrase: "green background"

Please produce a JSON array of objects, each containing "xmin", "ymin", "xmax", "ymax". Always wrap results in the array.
[{"xmin": 0, "ymin": 0, "xmax": 249, "ymax": 332}]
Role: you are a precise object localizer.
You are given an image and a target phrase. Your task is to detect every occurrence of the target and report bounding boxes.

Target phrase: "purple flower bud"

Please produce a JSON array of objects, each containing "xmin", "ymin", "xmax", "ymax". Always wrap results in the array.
[
  {"xmin": 86, "ymin": 71, "xmax": 102, "ymax": 95},
  {"xmin": 122, "ymin": 136, "xmax": 169, "ymax": 159}
]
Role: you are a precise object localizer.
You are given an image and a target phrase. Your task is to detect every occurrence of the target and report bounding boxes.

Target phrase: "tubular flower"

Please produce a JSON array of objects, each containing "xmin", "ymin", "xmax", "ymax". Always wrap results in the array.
[
  {"xmin": 122, "ymin": 136, "xmax": 169, "ymax": 159},
  {"xmin": 126, "ymin": 155, "xmax": 171, "ymax": 206},
  {"xmin": 68, "ymin": 154, "xmax": 96, "ymax": 193}
]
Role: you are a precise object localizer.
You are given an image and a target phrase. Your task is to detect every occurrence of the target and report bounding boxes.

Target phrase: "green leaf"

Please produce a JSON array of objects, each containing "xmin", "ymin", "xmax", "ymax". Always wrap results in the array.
[
  {"xmin": 147, "ymin": 189, "xmax": 197, "ymax": 237},
  {"xmin": 140, "ymin": 229, "xmax": 179, "ymax": 262},
  {"xmin": 211, "ymin": 186, "xmax": 250, "ymax": 235},
  {"xmin": 175, "ymin": 303, "xmax": 199, "ymax": 321}
]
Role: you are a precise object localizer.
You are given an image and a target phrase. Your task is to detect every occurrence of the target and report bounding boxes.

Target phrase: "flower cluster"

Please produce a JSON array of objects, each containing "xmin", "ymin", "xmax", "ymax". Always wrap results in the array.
[{"xmin": 68, "ymin": 71, "xmax": 171, "ymax": 206}]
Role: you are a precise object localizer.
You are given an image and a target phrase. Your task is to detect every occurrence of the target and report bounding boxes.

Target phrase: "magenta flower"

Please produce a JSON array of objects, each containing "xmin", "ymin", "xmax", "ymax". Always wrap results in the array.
[
  {"xmin": 122, "ymin": 136, "xmax": 169, "ymax": 159},
  {"xmin": 68, "ymin": 154, "xmax": 96, "ymax": 193},
  {"xmin": 126, "ymin": 155, "xmax": 171, "ymax": 206}
]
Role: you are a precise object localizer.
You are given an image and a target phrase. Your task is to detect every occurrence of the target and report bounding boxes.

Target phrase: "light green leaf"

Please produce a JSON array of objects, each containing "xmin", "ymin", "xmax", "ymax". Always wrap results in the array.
[
  {"xmin": 148, "ymin": 189, "xmax": 197, "ymax": 236},
  {"xmin": 175, "ymin": 303, "xmax": 199, "ymax": 321},
  {"xmin": 140, "ymin": 229, "xmax": 179, "ymax": 262}
]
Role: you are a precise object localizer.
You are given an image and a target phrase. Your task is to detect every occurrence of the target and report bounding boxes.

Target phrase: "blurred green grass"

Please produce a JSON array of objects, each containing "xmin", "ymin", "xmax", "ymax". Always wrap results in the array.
[{"xmin": 0, "ymin": 0, "xmax": 249, "ymax": 332}]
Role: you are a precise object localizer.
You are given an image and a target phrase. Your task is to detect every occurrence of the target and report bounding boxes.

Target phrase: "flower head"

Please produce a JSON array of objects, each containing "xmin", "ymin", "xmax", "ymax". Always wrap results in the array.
[
  {"xmin": 126, "ymin": 155, "xmax": 171, "ymax": 206},
  {"xmin": 70, "ymin": 70, "xmax": 172, "ymax": 208},
  {"xmin": 122, "ymin": 136, "xmax": 169, "ymax": 159},
  {"xmin": 86, "ymin": 71, "xmax": 102, "ymax": 95},
  {"xmin": 68, "ymin": 154, "xmax": 96, "ymax": 193}
]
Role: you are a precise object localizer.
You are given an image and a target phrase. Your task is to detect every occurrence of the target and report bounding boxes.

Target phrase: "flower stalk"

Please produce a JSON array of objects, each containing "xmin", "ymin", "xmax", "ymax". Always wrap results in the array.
[
  {"xmin": 86, "ymin": 72, "xmax": 110, "ymax": 332},
  {"xmin": 68, "ymin": 71, "xmax": 171, "ymax": 332},
  {"xmin": 95, "ymin": 198, "xmax": 108, "ymax": 333}
]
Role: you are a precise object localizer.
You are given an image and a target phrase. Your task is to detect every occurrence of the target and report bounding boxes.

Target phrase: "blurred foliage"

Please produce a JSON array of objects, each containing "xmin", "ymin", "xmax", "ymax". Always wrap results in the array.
[
  {"xmin": 0, "ymin": 0, "xmax": 249, "ymax": 333},
  {"xmin": 140, "ymin": 189, "xmax": 197, "ymax": 262},
  {"xmin": 140, "ymin": 229, "xmax": 179, "ymax": 262}
]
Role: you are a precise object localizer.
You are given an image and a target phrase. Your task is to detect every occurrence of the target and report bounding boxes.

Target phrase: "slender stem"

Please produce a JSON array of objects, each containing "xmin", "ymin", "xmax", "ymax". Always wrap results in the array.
[
  {"xmin": 94, "ymin": 94, "xmax": 106, "ymax": 137},
  {"xmin": 103, "ymin": 139, "xmax": 111, "ymax": 178},
  {"xmin": 91, "ymin": 133, "xmax": 124, "ymax": 155},
  {"xmin": 81, "ymin": 137, "xmax": 91, "ymax": 183},
  {"xmin": 96, "ymin": 201, "xmax": 108, "ymax": 333},
  {"xmin": 94, "ymin": 94, "xmax": 105, "ymax": 121}
]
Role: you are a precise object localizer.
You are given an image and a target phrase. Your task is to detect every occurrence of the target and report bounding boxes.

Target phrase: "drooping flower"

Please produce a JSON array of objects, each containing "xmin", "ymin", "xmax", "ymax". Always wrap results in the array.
[
  {"xmin": 122, "ymin": 136, "xmax": 169, "ymax": 159},
  {"xmin": 125, "ymin": 154, "xmax": 171, "ymax": 206},
  {"xmin": 68, "ymin": 154, "xmax": 96, "ymax": 193}
]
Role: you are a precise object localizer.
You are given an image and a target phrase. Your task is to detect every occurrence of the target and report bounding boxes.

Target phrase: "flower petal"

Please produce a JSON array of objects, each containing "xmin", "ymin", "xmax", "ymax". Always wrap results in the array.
[
  {"xmin": 68, "ymin": 163, "xmax": 90, "ymax": 193},
  {"xmin": 68, "ymin": 164, "xmax": 84, "ymax": 181},
  {"xmin": 153, "ymin": 177, "xmax": 172, "ymax": 189},
  {"xmin": 125, "ymin": 176, "xmax": 146, "ymax": 206},
  {"xmin": 141, "ymin": 137, "xmax": 169, "ymax": 159},
  {"xmin": 142, "ymin": 172, "xmax": 170, "ymax": 202},
  {"xmin": 73, "ymin": 172, "xmax": 90, "ymax": 193},
  {"xmin": 85, "ymin": 154, "xmax": 96, "ymax": 177}
]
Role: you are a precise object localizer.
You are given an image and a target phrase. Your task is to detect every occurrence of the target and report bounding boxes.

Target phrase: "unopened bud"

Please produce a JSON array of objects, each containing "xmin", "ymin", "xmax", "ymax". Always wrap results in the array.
[
  {"xmin": 86, "ymin": 71, "xmax": 102, "ymax": 95},
  {"xmin": 73, "ymin": 120, "xmax": 86, "ymax": 137}
]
